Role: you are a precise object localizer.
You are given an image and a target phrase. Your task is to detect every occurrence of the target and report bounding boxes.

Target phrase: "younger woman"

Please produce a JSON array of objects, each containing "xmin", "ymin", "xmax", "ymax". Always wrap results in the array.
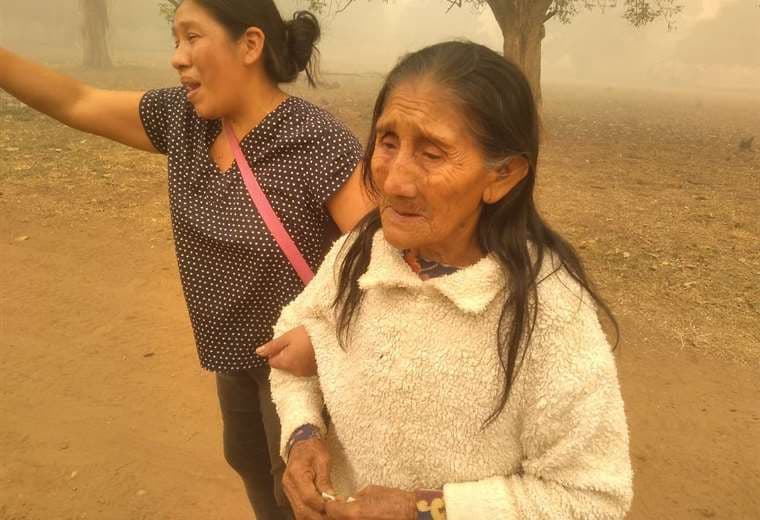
[{"xmin": 0, "ymin": 1, "xmax": 372, "ymax": 517}]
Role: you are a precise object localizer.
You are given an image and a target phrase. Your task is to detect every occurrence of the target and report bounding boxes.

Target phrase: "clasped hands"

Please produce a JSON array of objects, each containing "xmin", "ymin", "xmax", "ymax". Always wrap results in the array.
[{"xmin": 284, "ymin": 437, "xmax": 416, "ymax": 520}]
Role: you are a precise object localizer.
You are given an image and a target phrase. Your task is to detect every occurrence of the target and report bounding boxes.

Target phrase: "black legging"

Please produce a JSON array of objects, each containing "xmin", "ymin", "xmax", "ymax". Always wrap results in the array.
[{"xmin": 216, "ymin": 365, "xmax": 293, "ymax": 519}]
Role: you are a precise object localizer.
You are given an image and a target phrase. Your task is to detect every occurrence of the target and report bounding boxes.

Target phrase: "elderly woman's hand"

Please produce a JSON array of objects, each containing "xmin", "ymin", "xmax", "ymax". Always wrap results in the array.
[
  {"xmin": 284, "ymin": 437, "xmax": 335, "ymax": 519},
  {"xmin": 257, "ymin": 325, "xmax": 318, "ymax": 377},
  {"xmin": 325, "ymin": 485, "xmax": 416, "ymax": 520}
]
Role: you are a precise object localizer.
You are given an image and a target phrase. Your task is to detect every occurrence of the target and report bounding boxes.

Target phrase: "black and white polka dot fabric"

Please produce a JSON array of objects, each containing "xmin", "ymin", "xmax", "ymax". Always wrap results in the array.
[{"xmin": 139, "ymin": 88, "xmax": 362, "ymax": 371}]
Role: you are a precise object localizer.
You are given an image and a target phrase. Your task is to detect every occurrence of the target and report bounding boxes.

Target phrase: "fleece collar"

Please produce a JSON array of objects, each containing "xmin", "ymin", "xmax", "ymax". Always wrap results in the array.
[{"xmin": 357, "ymin": 231, "xmax": 505, "ymax": 315}]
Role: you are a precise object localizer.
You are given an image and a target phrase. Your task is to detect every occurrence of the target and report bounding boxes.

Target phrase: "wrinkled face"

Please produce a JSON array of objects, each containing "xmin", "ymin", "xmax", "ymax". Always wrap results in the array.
[
  {"xmin": 171, "ymin": 0, "xmax": 249, "ymax": 119},
  {"xmin": 371, "ymin": 79, "xmax": 499, "ymax": 262}
]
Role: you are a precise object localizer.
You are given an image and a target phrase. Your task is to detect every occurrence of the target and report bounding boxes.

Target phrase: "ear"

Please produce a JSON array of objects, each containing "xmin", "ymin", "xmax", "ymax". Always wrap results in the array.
[
  {"xmin": 240, "ymin": 27, "xmax": 266, "ymax": 66},
  {"xmin": 482, "ymin": 155, "xmax": 530, "ymax": 205}
]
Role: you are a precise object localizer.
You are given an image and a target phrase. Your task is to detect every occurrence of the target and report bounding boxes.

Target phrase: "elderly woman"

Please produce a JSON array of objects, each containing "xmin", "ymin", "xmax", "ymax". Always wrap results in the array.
[{"xmin": 264, "ymin": 41, "xmax": 633, "ymax": 519}]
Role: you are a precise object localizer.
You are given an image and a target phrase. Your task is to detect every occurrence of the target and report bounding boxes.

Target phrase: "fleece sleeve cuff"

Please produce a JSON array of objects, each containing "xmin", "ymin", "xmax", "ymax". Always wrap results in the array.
[
  {"xmin": 270, "ymin": 370, "xmax": 326, "ymax": 461},
  {"xmin": 443, "ymin": 476, "xmax": 517, "ymax": 520}
]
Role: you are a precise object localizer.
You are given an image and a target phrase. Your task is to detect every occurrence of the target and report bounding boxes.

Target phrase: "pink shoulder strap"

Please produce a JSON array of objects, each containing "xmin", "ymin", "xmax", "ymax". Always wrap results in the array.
[{"xmin": 224, "ymin": 122, "xmax": 314, "ymax": 285}]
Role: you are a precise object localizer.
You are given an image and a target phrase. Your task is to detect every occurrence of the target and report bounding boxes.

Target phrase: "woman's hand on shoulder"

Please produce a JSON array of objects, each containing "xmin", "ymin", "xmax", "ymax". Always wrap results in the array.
[
  {"xmin": 257, "ymin": 325, "xmax": 318, "ymax": 377},
  {"xmin": 325, "ymin": 485, "xmax": 417, "ymax": 520}
]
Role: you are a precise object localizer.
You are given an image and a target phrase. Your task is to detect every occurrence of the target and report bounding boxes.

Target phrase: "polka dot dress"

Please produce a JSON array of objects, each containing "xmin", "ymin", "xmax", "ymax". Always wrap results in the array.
[{"xmin": 139, "ymin": 88, "xmax": 362, "ymax": 372}]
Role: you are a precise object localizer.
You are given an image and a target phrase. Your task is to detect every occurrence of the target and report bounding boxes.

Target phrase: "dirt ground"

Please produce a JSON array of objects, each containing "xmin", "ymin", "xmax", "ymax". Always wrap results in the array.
[{"xmin": 1, "ymin": 67, "xmax": 759, "ymax": 520}]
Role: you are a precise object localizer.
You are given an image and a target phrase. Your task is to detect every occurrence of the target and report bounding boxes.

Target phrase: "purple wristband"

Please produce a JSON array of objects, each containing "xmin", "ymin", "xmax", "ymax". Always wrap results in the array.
[{"xmin": 286, "ymin": 423, "xmax": 321, "ymax": 457}]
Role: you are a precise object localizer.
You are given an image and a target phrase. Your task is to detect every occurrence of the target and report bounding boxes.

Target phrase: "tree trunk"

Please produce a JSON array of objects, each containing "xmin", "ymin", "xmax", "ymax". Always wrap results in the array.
[
  {"xmin": 487, "ymin": 0, "xmax": 551, "ymax": 105},
  {"xmin": 501, "ymin": 22, "xmax": 544, "ymax": 104},
  {"xmin": 81, "ymin": 0, "xmax": 112, "ymax": 68}
]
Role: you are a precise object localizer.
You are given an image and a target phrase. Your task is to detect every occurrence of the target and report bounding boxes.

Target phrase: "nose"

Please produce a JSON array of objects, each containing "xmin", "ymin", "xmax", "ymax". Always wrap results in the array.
[
  {"xmin": 171, "ymin": 42, "xmax": 190, "ymax": 71},
  {"xmin": 382, "ymin": 152, "xmax": 417, "ymax": 199}
]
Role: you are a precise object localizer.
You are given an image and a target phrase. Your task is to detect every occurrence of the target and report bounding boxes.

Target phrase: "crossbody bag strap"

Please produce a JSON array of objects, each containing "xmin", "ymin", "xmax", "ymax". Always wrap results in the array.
[{"xmin": 224, "ymin": 121, "xmax": 314, "ymax": 285}]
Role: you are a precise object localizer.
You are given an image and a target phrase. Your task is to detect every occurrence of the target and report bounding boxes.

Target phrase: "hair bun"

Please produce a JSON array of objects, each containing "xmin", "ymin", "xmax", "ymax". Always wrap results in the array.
[{"xmin": 285, "ymin": 11, "xmax": 320, "ymax": 73}]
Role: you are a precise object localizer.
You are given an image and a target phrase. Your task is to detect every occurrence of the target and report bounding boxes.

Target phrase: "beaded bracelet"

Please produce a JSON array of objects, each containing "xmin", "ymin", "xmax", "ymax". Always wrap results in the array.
[
  {"xmin": 415, "ymin": 488, "xmax": 447, "ymax": 520},
  {"xmin": 286, "ymin": 423, "xmax": 322, "ymax": 458}
]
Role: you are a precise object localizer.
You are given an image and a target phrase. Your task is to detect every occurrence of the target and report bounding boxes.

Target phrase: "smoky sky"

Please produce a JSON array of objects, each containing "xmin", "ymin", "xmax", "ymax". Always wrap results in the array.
[{"xmin": 0, "ymin": 0, "xmax": 757, "ymax": 90}]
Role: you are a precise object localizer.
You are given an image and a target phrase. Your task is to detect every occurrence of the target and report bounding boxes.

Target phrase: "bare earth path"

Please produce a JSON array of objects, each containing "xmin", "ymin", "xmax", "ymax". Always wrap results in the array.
[{"xmin": 1, "ymin": 70, "xmax": 758, "ymax": 519}]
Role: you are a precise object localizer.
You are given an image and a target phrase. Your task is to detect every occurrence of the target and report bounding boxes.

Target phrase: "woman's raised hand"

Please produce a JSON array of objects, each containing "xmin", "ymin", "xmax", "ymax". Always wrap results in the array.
[
  {"xmin": 0, "ymin": 48, "xmax": 156, "ymax": 153},
  {"xmin": 257, "ymin": 325, "xmax": 318, "ymax": 377},
  {"xmin": 284, "ymin": 437, "xmax": 335, "ymax": 520},
  {"xmin": 324, "ymin": 485, "xmax": 417, "ymax": 520}
]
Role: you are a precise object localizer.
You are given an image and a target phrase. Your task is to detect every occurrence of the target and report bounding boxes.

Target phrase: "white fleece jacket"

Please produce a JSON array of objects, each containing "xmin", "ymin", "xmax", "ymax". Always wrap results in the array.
[{"xmin": 271, "ymin": 231, "xmax": 633, "ymax": 519}]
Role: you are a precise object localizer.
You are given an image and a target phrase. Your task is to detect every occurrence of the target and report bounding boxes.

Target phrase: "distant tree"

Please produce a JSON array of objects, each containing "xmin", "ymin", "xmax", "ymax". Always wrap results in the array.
[
  {"xmin": 159, "ymin": 0, "xmax": 181, "ymax": 22},
  {"xmin": 156, "ymin": 0, "xmax": 685, "ymax": 102},
  {"xmin": 308, "ymin": 0, "xmax": 684, "ymax": 103},
  {"xmin": 80, "ymin": 0, "xmax": 112, "ymax": 68}
]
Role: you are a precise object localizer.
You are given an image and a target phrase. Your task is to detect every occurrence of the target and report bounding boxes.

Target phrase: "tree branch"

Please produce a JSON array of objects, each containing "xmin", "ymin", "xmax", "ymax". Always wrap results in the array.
[
  {"xmin": 446, "ymin": 0, "xmax": 463, "ymax": 14},
  {"xmin": 483, "ymin": 0, "xmax": 510, "ymax": 26},
  {"xmin": 335, "ymin": 0, "xmax": 356, "ymax": 14}
]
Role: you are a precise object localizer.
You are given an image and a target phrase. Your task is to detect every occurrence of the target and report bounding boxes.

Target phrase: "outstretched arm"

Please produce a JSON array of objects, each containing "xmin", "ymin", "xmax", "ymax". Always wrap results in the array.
[{"xmin": 0, "ymin": 48, "xmax": 156, "ymax": 153}]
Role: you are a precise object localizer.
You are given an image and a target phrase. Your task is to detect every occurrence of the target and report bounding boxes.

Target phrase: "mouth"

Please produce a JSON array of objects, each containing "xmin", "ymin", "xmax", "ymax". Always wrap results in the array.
[
  {"xmin": 385, "ymin": 206, "xmax": 425, "ymax": 223},
  {"xmin": 180, "ymin": 77, "xmax": 201, "ymax": 100}
]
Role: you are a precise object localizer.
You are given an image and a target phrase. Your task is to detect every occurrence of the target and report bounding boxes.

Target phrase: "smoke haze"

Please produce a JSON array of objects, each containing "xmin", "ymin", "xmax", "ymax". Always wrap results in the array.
[{"xmin": 0, "ymin": 0, "xmax": 758, "ymax": 90}]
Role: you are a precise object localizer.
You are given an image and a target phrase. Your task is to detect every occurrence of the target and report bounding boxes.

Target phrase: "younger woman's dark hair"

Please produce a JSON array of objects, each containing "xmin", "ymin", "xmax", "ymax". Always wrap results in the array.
[
  {"xmin": 192, "ymin": 0, "xmax": 320, "ymax": 86},
  {"xmin": 333, "ymin": 40, "xmax": 619, "ymax": 426}
]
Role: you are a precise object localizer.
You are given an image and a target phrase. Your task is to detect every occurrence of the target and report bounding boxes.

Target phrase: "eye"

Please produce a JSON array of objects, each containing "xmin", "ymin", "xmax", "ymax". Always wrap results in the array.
[
  {"xmin": 378, "ymin": 132, "xmax": 398, "ymax": 150},
  {"xmin": 188, "ymin": 33, "xmax": 200, "ymax": 41},
  {"xmin": 421, "ymin": 146, "xmax": 444, "ymax": 161}
]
